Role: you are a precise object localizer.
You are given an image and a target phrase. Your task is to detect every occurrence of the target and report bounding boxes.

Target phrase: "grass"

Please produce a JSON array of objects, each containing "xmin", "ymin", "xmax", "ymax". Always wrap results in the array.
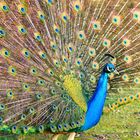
[{"xmin": 0, "ymin": 100, "xmax": 139, "ymax": 140}]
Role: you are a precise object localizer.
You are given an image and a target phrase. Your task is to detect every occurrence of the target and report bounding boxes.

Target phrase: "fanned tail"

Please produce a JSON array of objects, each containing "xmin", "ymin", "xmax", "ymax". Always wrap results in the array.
[{"xmin": 0, "ymin": 0, "xmax": 140, "ymax": 136}]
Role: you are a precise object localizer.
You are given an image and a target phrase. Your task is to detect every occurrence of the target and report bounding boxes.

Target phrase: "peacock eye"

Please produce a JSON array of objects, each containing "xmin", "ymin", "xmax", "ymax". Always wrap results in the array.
[
  {"xmin": 107, "ymin": 67, "xmax": 113, "ymax": 72},
  {"xmin": 110, "ymin": 67, "xmax": 114, "ymax": 71}
]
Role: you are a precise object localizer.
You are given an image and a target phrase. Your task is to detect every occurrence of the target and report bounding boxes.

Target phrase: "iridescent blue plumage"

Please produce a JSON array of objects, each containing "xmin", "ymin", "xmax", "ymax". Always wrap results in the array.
[{"xmin": 81, "ymin": 63, "xmax": 116, "ymax": 131}]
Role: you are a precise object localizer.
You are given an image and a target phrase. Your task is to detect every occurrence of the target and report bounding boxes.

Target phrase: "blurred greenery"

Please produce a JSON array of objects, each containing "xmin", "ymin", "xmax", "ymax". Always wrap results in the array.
[{"xmin": 0, "ymin": 100, "xmax": 139, "ymax": 140}]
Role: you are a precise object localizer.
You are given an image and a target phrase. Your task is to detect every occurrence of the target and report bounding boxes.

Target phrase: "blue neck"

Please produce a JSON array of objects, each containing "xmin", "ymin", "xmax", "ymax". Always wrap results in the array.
[{"xmin": 81, "ymin": 71, "xmax": 108, "ymax": 131}]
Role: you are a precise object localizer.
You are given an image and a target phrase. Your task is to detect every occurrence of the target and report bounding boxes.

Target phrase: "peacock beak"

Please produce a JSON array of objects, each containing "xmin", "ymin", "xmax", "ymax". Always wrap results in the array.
[{"xmin": 114, "ymin": 69, "xmax": 119, "ymax": 75}]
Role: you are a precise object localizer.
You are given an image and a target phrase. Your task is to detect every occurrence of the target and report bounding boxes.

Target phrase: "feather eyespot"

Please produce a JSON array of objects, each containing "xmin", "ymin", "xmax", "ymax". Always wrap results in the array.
[
  {"xmin": 36, "ymin": 93, "xmax": 42, "ymax": 100},
  {"xmin": 8, "ymin": 66, "xmax": 17, "ymax": 76},
  {"xmin": 29, "ymin": 107, "xmax": 35, "ymax": 114},
  {"xmin": 18, "ymin": 4, "xmax": 27, "ymax": 15},
  {"xmin": 0, "ymin": 117, "xmax": 3, "ymax": 123},
  {"xmin": 72, "ymin": 1, "xmax": 82, "ymax": 12},
  {"xmin": 39, "ymin": 51, "xmax": 47, "ymax": 59},
  {"xmin": 58, "ymin": 124, "xmax": 63, "ymax": 131},
  {"xmin": 79, "ymin": 72, "xmax": 85, "ymax": 79},
  {"xmin": 50, "ymin": 125, "xmax": 57, "ymax": 132},
  {"xmin": 134, "ymin": 78, "xmax": 140, "ymax": 84},
  {"xmin": 112, "ymin": 15, "xmax": 121, "ymax": 25},
  {"xmin": 0, "ymin": 28, "xmax": 6, "ymax": 38},
  {"xmin": 0, "ymin": 2, "xmax": 9, "ymax": 12},
  {"xmin": 53, "ymin": 25, "xmax": 60, "ymax": 34},
  {"xmin": 30, "ymin": 67, "xmax": 37, "ymax": 76},
  {"xmin": 90, "ymin": 75, "xmax": 96, "ymax": 83},
  {"xmin": 133, "ymin": 10, "xmax": 140, "ymax": 21},
  {"xmin": 55, "ymin": 81, "xmax": 61, "ymax": 87},
  {"xmin": 11, "ymin": 126, "xmax": 17, "ymax": 133},
  {"xmin": 122, "ymin": 38, "xmax": 131, "ymax": 47},
  {"xmin": 77, "ymin": 31, "xmax": 86, "ymax": 40},
  {"xmin": 53, "ymin": 59, "xmax": 60, "ymax": 67},
  {"xmin": 46, "ymin": 0, "xmax": 53, "ymax": 6},
  {"xmin": 21, "ymin": 114, "xmax": 26, "ymax": 120},
  {"xmin": 38, "ymin": 125, "xmax": 44, "ymax": 133},
  {"xmin": 1, "ymin": 48, "xmax": 10, "ymax": 58},
  {"xmin": 92, "ymin": 21, "xmax": 101, "ymax": 31},
  {"xmin": 22, "ymin": 126, "xmax": 28, "ymax": 134},
  {"xmin": 75, "ymin": 58, "xmax": 82, "ymax": 67},
  {"xmin": 61, "ymin": 12, "xmax": 69, "ymax": 23},
  {"xmin": 50, "ymin": 41, "xmax": 58, "ymax": 50},
  {"xmin": 38, "ymin": 11, "xmax": 45, "ymax": 22},
  {"xmin": 34, "ymin": 32, "xmax": 42, "ymax": 42},
  {"xmin": 103, "ymin": 39, "xmax": 111, "ymax": 48},
  {"xmin": 4, "ymin": 50, "xmax": 9, "ymax": 56},
  {"xmin": 92, "ymin": 62, "xmax": 99, "ymax": 70},
  {"xmin": 7, "ymin": 90, "xmax": 14, "ymax": 98},
  {"xmin": 22, "ymin": 83, "xmax": 30, "ymax": 91},
  {"xmin": 122, "ymin": 74, "xmax": 129, "ymax": 82},
  {"xmin": 18, "ymin": 26, "xmax": 27, "ymax": 35},
  {"xmin": 2, "ymin": 5, "xmax": 8, "ymax": 11},
  {"xmin": 51, "ymin": 88, "xmax": 56, "ymax": 95},
  {"xmin": 124, "ymin": 55, "xmax": 132, "ymax": 64},
  {"xmin": 47, "ymin": 69, "xmax": 54, "ymax": 76},
  {"xmin": 62, "ymin": 56, "xmax": 68, "ymax": 63},
  {"xmin": 136, "ymin": 93, "xmax": 140, "ymax": 99},
  {"xmin": 22, "ymin": 49, "xmax": 30, "ymax": 59},
  {"xmin": 0, "ymin": 104, "xmax": 5, "ymax": 110},
  {"xmin": 38, "ymin": 79, "xmax": 45, "ymax": 86},
  {"xmin": 89, "ymin": 48, "xmax": 96, "ymax": 57}
]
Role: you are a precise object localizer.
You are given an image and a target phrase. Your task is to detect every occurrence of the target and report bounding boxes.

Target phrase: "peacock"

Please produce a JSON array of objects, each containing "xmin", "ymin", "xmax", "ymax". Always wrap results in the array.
[{"xmin": 0, "ymin": 0, "xmax": 140, "ymax": 140}]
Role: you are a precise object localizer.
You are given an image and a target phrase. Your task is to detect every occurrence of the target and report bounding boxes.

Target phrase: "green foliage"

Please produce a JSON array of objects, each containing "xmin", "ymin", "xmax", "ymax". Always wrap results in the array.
[
  {"xmin": 0, "ymin": 101, "xmax": 139, "ymax": 140},
  {"xmin": 86, "ymin": 100, "xmax": 140, "ymax": 140}
]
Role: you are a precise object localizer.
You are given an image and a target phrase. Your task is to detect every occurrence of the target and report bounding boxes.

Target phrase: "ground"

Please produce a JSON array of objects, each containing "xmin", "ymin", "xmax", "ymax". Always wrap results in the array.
[{"xmin": 0, "ymin": 100, "xmax": 139, "ymax": 140}]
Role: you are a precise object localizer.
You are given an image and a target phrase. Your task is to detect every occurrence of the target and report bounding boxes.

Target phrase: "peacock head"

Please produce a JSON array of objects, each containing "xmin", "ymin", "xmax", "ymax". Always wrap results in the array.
[
  {"xmin": 103, "ymin": 54, "xmax": 119, "ymax": 74},
  {"xmin": 103, "ymin": 63, "xmax": 119, "ymax": 74}
]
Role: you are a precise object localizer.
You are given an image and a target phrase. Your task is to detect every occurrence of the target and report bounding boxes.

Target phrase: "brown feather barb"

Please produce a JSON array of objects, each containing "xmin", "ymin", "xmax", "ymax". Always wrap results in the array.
[{"xmin": 0, "ymin": 0, "xmax": 140, "ymax": 140}]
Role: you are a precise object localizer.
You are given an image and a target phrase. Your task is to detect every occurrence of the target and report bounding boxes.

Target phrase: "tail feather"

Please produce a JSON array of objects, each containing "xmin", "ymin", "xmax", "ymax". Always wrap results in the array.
[{"xmin": 0, "ymin": 0, "xmax": 140, "ymax": 135}]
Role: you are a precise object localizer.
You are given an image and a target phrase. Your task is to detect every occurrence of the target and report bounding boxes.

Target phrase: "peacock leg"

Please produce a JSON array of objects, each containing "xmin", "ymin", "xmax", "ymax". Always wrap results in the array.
[
  {"xmin": 52, "ymin": 134, "xmax": 60, "ymax": 140},
  {"xmin": 68, "ymin": 132, "xmax": 76, "ymax": 140}
]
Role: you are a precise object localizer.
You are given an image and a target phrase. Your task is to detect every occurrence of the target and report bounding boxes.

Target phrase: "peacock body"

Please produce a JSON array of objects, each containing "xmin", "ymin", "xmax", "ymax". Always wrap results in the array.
[{"xmin": 0, "ymin": 0, "xmax": 140, "ymax": 139}]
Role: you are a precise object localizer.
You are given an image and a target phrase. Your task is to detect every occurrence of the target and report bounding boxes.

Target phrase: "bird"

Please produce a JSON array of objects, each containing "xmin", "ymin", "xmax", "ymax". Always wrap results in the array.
[{"xmin": 0, "ymin": 0, "xmax": 140, "ymax": 140}]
